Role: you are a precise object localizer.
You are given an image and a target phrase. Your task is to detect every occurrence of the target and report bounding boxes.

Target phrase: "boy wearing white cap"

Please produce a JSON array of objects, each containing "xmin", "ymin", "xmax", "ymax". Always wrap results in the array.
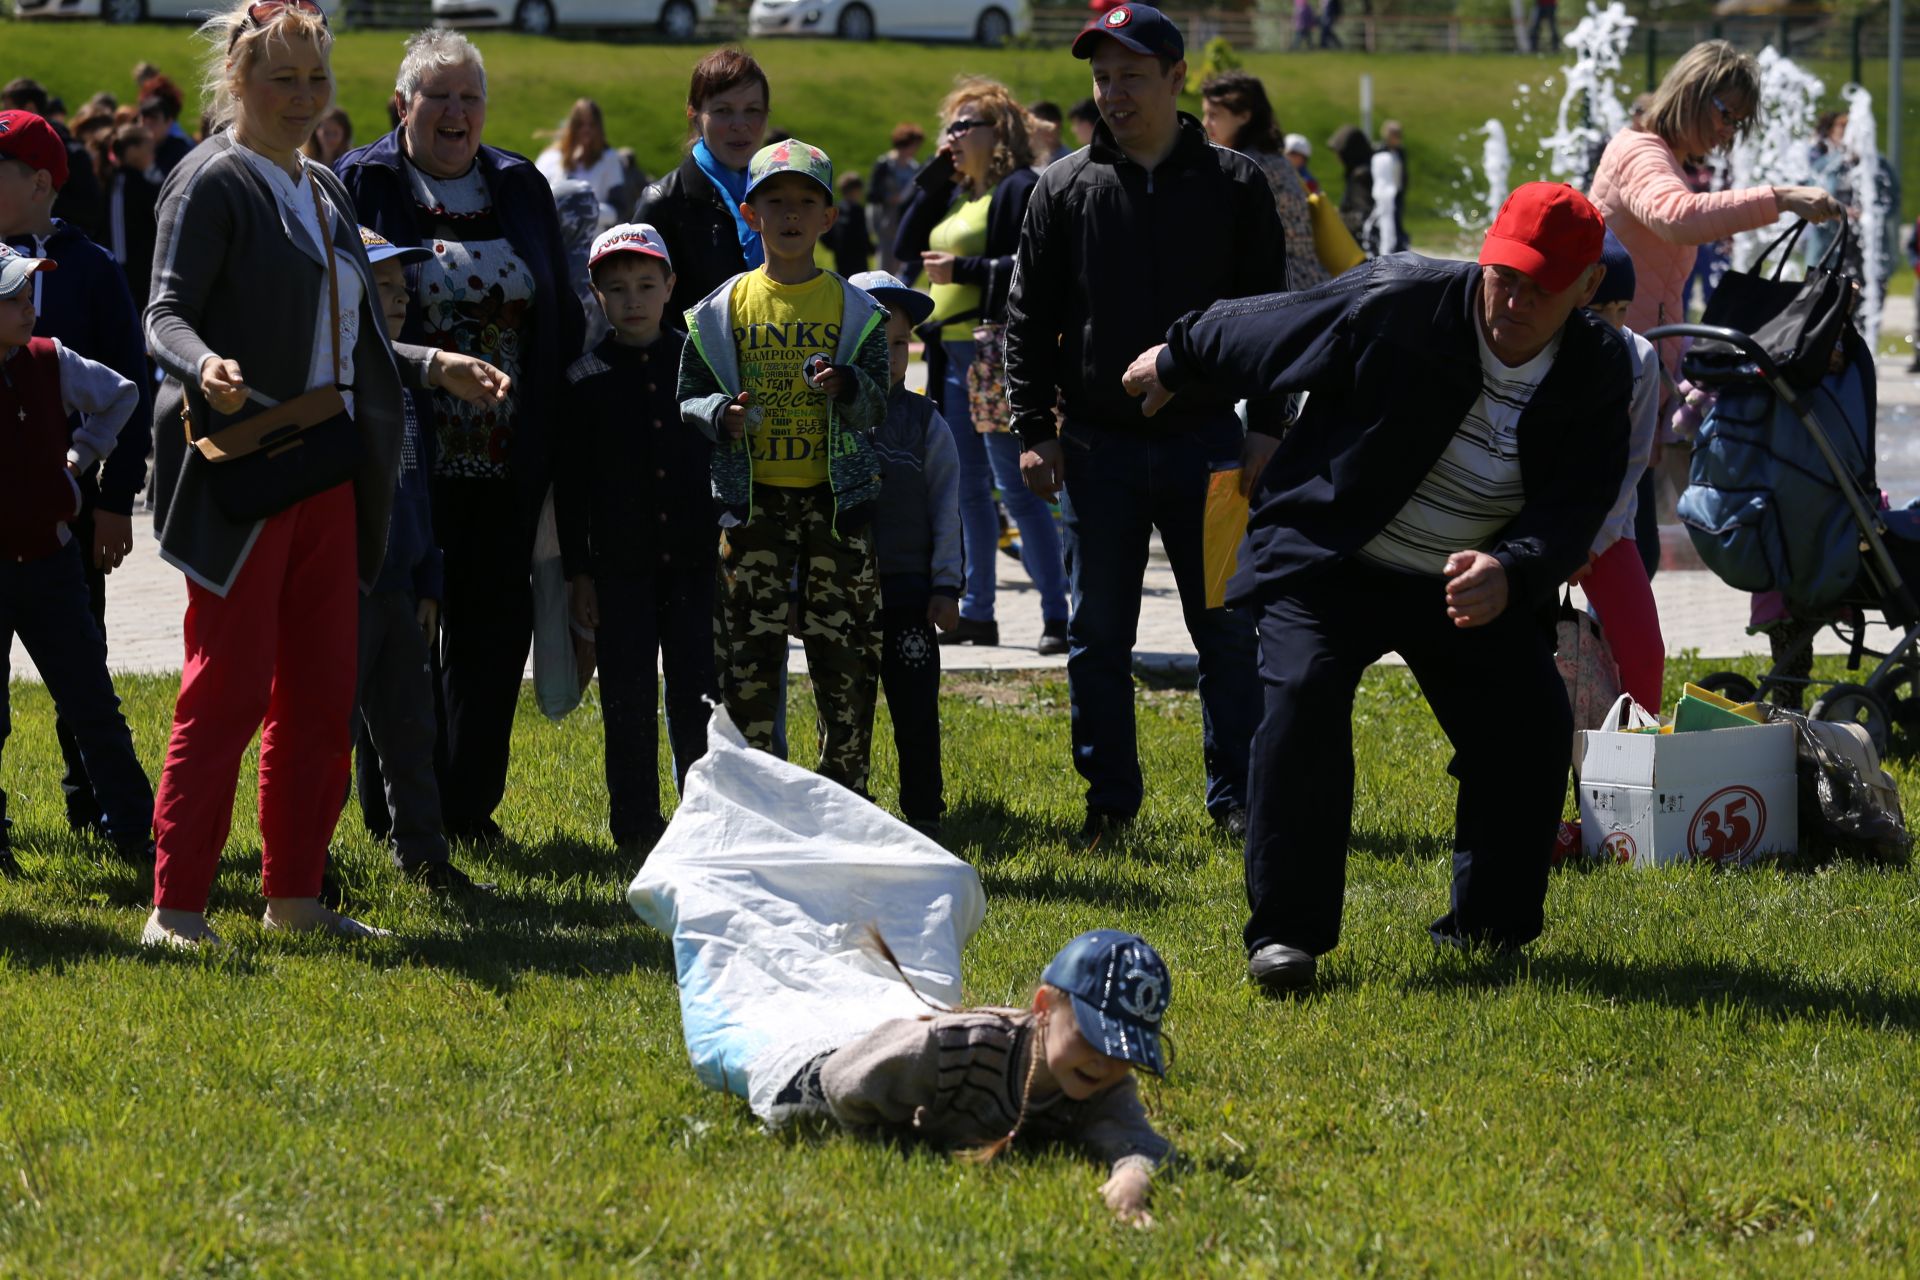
[
  {"xmin": 557, "ymin": 223, "xmax": 714, "ymax": 857},
  {"xmin": 0, "ymin": 243, "xmax": 152, "ymax": 872}
]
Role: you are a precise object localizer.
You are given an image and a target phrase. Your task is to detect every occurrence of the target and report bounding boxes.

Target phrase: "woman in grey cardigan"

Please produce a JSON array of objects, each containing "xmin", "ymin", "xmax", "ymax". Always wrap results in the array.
[{"xmin": 142, "ymin": 0, "xmax": 507, "ymax": 950}]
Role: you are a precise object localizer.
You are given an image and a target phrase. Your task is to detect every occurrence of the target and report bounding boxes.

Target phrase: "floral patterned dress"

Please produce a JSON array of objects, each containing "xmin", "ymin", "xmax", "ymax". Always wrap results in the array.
[{"xmin": 1250, "ymin": 148, "xmax": 1330, "ymax": 293}]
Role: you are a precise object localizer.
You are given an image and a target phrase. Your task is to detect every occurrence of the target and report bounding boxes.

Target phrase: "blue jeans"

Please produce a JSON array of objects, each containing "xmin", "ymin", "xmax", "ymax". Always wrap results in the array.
[
  {"xmin": 1057, "ymin": 416, "xmax": 1260, "ymax": 820},
  {"xmin": 941, "ymin": 339, "xmax": 1069, "ymax": 625},
  {"xmin": 0, "ymin": 540, "xmax": 154, "ymax": 848}
]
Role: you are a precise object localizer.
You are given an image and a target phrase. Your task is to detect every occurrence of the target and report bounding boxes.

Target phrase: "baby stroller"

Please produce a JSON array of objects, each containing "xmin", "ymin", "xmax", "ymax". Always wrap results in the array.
[{"xmin": 1648, "ymin": 312, "xmax": 1920, "ymax": 757}]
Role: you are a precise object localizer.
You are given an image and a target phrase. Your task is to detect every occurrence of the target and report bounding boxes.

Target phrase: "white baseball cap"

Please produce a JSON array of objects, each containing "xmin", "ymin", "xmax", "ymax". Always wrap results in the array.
[
  {"xmin": 1283, "ymin": 133, "xmax": 1312, "ymax": 158},
  {"xmin": 589, "ymin": 222, "xmax": 672, "ymax": 271},
  {"xmin": 0, "ymin": 242, "xmax": 55, "ymax": 301}
]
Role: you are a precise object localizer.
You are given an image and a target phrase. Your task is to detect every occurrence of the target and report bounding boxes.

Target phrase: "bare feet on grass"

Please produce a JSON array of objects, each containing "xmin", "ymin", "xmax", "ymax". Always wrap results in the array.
[
  {"xmin": 262, "ymin": 898, "xmax": 392, "ymax": 938},
  {"xmin": 142, "ymin": 908, "xmax": 224, "ymax": 949}
]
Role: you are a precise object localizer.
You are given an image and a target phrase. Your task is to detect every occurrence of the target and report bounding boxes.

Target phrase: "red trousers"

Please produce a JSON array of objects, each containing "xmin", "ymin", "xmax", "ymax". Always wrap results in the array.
[
  {"xmin": 152, "ymin": 483, "xmax": 358, "ymax": 910},
  {"xmin": 1583, "ymin": 536, "xmax": 1665, "ymax": 712}
]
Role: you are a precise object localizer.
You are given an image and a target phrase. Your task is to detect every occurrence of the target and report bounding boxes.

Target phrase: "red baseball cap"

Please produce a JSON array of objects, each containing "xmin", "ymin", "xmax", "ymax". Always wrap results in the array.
[
  {"xmin": 0, "ymin": 110, "xmax": 69, "ymax": 191},
  {"xmin": 1479, "ymin": 181, "xmax": 1604, "ymax": 295}
]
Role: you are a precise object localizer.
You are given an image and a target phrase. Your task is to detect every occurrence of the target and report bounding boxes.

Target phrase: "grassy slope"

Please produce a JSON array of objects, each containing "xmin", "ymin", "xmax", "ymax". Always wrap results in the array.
[
  {"xmin": 2, "ymin": 659, "xmax": 1918, "ymax": 1275},
  {"xmin": 6, "ymin": 25, "xmax": 1915, "ymax": 253}
]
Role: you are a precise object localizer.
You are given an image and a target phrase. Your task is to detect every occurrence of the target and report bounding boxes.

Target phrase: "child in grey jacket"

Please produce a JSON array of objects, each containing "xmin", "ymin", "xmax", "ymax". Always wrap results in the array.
[
  {"xmin": 850, "ymin": 272, "xmax": 961, "ymax": 835},
  {"xmin": 774, "ymin": 929, "xmax": 1173, "ymax": 1228}
]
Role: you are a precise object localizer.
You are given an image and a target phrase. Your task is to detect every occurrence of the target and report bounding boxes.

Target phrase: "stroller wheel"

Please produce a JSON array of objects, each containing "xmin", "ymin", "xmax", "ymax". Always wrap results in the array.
[
  {"xmin": 1809, "ymin": 683, "xmax": 1894, "ymax": 758},
  {"xmin": 1866, "ymin": 667, "xmax": 1920, "ymax": 733},
  {"xmin": 1695, "ymin": 672, "xmax": 1759, "ymax": 704}
]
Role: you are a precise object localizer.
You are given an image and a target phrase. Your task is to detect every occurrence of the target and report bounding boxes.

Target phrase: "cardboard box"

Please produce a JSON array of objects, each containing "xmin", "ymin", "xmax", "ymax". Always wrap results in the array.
[{"xmin": 1575, "ymin": 719, "xmax": 1798, "ymax": 866}]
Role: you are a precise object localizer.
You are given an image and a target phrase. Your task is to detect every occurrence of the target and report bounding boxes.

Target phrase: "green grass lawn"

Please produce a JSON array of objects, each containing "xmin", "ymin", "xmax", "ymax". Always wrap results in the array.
[
  {"xmin": 6, "ymin": 26, "xmax": 1914, "ymax": 252},
  {"xmin": 3, "ymin": 658, "xmax": 1918, "ymax": 1275}
]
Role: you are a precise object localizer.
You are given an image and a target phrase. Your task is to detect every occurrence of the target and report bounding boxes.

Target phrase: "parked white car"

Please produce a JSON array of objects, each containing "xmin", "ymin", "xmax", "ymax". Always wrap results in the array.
[
  {"xmin": 748, "ymin": 0, "xmax": 1026, "ymax": 44},
  {"xmin": 431, "ymin": 0, "xmax": 709, "ymax": 37},
  {"xmin": 13, "ymin": 0, "xmax": 339, "ymax": 22}
]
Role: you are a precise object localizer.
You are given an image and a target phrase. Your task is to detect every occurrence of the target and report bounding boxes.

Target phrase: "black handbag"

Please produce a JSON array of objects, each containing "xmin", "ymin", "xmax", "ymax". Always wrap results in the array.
[
  {"xmin": 1693, "ymin": 217, "xmax": 1857, "ymax": 391},
  {"xmin": 185, "ymin": 176, "xmax": 360, "ymax": 523}
]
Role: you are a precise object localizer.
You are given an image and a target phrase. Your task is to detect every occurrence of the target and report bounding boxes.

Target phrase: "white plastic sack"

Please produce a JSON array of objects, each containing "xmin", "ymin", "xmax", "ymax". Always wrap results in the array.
[
  {"xmin": 530, "ymin": 487, "xmax": 582, "ymax": 721},
  {"xmin": 628, "ymin": 706, "xmax": 986, "ymax": 1121}
]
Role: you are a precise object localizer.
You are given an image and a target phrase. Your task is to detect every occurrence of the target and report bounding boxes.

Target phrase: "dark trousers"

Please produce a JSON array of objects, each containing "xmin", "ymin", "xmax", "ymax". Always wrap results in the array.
[
  {"xmin": 1633, "ymin": 468, "xmax": 1660, "ymax": 581},
  {"xmin": 354, "ymin": 588, "xmax": 448, "ymax": 870},
  {"xmin": 1242, "ymin": 558, "xmax": 1571, "ymax": 956},
  {"xmin": 1057, "ymin": 417, "xmax": 1259, "ymax": 820},
  {"xmin": 596, "ymin": 563, "xmax": 717, "ymax": 843},
  {"xmin": 1, "ymin": 540, "xmax": 153, "ymax": 849},
  {"xmin": 880, "ymin": 573, "xmax": 944, "ymax": 825},
  {"xmin": 53, "ymin": 499, "xmax": 107, "ymax": 830},
  {"xmin": 1529, "ymin": 3, "xmax": 1559, "ymax": 50},
  {"xmin": 432, "ymin": 477, "xmax": 534, "ymax": 837}
]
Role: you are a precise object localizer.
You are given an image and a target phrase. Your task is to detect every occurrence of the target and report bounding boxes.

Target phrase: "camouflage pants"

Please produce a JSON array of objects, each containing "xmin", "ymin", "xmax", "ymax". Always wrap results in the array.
[{"xmin": 715, "ymin": 484, "xmax": 880, "ymax": 792}]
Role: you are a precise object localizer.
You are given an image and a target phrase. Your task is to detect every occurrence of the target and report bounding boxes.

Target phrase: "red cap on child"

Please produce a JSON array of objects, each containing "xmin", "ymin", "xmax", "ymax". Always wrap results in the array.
[
  {"xmin": 0, "ymin": 111, "xmax": 70, "ymax": 191},
  {"xmin": 1478, "ymin": 181, "xmax": 1605, "ymax": 295}
]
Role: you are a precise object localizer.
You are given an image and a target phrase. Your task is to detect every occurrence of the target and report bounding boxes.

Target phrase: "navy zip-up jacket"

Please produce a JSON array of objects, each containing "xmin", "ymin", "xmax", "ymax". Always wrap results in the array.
[
  {"xmin": 8, "ymin": 218, "xmax": 153, "ymax": 515},
  {"xmin": 335, "ymin": 128, "xmax": 587, "ymax": 532},
  {"xmin": 372, "ymin": 387, "xmax": 445, "ymax": 602},
  {"xmin": 1155, "ymin": 254, "xmax": 1631, "ymax": 611}
]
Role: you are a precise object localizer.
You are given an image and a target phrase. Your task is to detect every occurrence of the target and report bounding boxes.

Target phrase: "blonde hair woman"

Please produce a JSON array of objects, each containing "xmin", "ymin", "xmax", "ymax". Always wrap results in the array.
[
  {"xmin": 535, "ymin": 97, "xmax": 625, "ymax": 229},
  {"xmin": 1589, "ymin": 39, "xmax": 1843, "ymax": 381},
  {"xmin": 143, "ymin": 0, "xmax": 508, "ymax": 947},
  {"xmin": 892, "ymin": 78, "xmax": 1069, "ymax": 655}
]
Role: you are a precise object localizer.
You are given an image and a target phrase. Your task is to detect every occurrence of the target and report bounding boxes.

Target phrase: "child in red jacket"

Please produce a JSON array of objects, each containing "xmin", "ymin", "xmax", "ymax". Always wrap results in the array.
[{"xmin": 0, "ymin": 244, "xmax": 153, "ymax": 872}]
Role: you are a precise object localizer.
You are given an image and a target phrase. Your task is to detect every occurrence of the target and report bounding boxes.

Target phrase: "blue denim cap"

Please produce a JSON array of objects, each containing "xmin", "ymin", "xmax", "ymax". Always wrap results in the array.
[
  {"xmin": 1041, "ymin": 929, "xmax": 1170, "ymax": 1076},
  {"xmin": 848, "ymin": 269, "xmax": 935, "ymax": 327}
]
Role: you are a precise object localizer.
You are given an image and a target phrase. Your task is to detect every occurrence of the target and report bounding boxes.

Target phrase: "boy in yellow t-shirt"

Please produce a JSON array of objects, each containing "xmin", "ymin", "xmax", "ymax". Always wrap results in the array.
[{"xmin": 678, "ymin": 139, "xmax": 891, "ymax": 793}]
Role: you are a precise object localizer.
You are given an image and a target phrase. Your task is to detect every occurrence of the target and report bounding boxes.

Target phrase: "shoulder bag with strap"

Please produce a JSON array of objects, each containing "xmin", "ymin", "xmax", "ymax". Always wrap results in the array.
[
  {"xmin": 1693, "ymin": 216, "xmax": 1858, "ymax": 392},
  {"xmin": 965, "ymin": 256, "xmax": 1013, "ymax": 434},
  {"xmin": 184, "ymin": 172, "xmax": 362, "ymax": 523}
]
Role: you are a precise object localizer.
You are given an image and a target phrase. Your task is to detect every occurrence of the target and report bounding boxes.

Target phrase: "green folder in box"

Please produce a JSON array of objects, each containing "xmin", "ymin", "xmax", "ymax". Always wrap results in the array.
[{"xmin": 1673, "ymin": 693, "xmax": 1763, "ymax": 733}]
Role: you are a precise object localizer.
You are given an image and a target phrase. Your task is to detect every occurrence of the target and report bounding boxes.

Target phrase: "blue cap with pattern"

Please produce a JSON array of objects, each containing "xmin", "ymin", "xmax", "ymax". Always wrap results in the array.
[{"xmin": 1041, "ymin": 929, "xmax": 1171, "ymax": 1076}]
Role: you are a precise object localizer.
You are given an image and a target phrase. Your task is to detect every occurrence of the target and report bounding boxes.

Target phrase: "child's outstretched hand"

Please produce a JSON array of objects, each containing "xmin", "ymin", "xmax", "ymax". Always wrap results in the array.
[
  {"xmin": 721, "ymin": 391, "xmax": 753, "ymax": 440},
  {"xmin": 1100, "ymin": 1166, "xmax": 1154, "ymax": 1229},
  {"xmin": 431, "ymin": 351, "xmax": 512, "ymax": 406},
  {"xmin": 928, "ymin": 595, "xmax": 959, "ymax": 632}
]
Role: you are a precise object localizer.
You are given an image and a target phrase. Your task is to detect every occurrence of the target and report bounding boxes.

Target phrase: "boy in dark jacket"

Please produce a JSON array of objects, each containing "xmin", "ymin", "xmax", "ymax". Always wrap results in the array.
[
  {"xmin": 825, "ymin": 173, "xmax": 872, "ymax": 277},
  {"xmin": 559, "ymin": 224, "xmax": 715, "ymax": 857},
  {"xmin": 0, "ymin": 244, "xmax": 152, "ymax": 872},
  {"xmin": 0, "ymin": 108, "xmax": 154, "ymax": 842},
  {"xmin": 355, "ymin": 227, "xmax": 484, "ymax": 894},
  {"xmin": 849, "ymin": 271, "xmax": 961, "ymax": 835},
  {"xmin": 105, "ymin": 123, "xmax": 159, "ymax": 310}
]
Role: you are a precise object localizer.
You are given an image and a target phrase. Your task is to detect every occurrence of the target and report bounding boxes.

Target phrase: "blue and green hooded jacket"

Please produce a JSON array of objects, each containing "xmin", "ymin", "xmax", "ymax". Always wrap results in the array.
[{"xmin": 677, "ymin": 269, "xmax": 890, "ymax": 534}]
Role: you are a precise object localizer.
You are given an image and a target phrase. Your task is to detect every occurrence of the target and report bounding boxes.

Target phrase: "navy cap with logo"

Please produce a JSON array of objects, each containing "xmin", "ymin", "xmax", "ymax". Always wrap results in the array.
[
  {"xmin": 1041, "ymin": 929, "xmax": 1171, "ymax": 1077},
  {"xmin": 1071, "ymin": 3, "xmax": 1185, "ymax": 61}
]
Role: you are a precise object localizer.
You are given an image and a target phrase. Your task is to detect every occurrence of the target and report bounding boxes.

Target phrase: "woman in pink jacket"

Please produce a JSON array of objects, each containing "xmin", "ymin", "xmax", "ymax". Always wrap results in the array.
[{"xmin": 1589, "ymin": 39, "xmax": 1843, "ymax": 384}]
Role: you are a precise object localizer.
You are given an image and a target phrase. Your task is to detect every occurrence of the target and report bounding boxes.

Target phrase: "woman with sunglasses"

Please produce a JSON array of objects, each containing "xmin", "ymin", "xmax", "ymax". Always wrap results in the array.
[
  {"xmin": 893, "ymin": 78, "xmax": 1069, "ymax": 655},
  {"xmin": 335, "ymin": 28, "xmax": 585, "ymax": 847},
  {"xmin": 1589, "ymin": 39, "xmax": 1843, "ymax": 387},
  {"xmin": 632, "ymin": 47, "xmax": 773, "ymax": 327},
  {"xmin": 142, "ymin": 0, "xmax": 510, "ymax": 947}
]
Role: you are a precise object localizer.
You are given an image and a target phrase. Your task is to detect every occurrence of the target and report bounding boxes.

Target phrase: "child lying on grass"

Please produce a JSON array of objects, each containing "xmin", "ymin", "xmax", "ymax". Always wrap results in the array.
[{"xmin": 771, "ymin": 929, "xmax": 1173, "ymax": 1227}]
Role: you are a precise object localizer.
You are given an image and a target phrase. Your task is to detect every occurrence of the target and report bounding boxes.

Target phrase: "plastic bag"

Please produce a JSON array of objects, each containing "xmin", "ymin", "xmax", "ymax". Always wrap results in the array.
[
  {"xmin": 1555, "ymin": 590, "xmax": 1623, "ymax": 732},
  {"xmin": 530, "ymin": 488, "xmax": 586, "ymax": 721},
  {"xmin": 628, "ymin": 706, "xmax": 986, "ymax": 1121}
]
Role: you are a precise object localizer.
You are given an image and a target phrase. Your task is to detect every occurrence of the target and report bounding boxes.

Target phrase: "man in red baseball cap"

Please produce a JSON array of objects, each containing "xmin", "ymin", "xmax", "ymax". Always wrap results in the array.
[
  {"xmin": 1117, "ymin": 180, "xmax": 1626, "ymax": 992},
  {"xmin": 0, "ymin": 109, "xmax": 71, "ymax": 192}
]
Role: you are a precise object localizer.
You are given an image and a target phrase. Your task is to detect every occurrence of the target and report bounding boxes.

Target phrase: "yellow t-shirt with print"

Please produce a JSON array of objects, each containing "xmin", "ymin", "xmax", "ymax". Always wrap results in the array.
[{"xmin": 729, "ymin": 268, "xmax": 842, "ymax": 489}]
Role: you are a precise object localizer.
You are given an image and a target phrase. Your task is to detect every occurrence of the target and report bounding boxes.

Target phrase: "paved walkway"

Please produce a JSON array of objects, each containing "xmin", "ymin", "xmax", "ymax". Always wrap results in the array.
[{"xmin": 13, "ymin": 296, "xmax": 1920, "ymax": 685}]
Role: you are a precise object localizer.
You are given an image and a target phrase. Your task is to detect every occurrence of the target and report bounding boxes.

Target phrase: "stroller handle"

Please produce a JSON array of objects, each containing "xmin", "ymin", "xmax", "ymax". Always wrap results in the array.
[{"xmin": 1642, "ymin": 324, "xmax": 1783, "ymax": 381}]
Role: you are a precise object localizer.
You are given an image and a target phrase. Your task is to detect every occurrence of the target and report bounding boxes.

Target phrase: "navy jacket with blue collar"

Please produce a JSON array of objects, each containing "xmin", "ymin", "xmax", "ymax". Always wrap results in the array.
[
  {"xmin": 8, "ymin": 218, "xmax": 153, "ymax": 516},
  {"xmin": 1155, "ymin": 253, "xmax": 1631, "ymax": 611},
  {"xmin": 334, "ymin": 128, "xmax": 587, "ymax": 530}
]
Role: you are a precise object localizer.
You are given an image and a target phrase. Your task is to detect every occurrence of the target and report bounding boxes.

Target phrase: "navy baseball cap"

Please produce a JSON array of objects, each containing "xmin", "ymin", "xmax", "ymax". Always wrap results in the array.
[
  {"xmin": 849, "ymin": 269, "xmax": 935, "ymax": 327},
  {"xmin": 1072, "ymin": 4, "xmax": 1185, "ymax": 61},
  {"xmin": 1041, "ymin": 930, "xmax": 1171, "ymax": 1076}
]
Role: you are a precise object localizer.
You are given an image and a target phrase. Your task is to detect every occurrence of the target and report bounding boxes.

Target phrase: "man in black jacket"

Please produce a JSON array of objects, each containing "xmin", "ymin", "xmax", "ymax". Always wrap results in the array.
[
  {"xmin": 1007, "ymin": 3, "xmax": 1286, "ymax": 848},
  {"xmin": 1122, "ymin": 183, "xmax": 1629, "ymax": 990}
]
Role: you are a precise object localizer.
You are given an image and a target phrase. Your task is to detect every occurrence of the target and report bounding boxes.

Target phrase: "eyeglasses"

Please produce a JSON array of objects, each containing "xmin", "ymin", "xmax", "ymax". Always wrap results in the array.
[
  {"xmin": 229, "ymin": 0, "xmax": 329, "ymax": 47},
  {"xmin": 1709, "ymin": 95, "xmax": 1750, "ymax": 130},
  {"xmin": 944, "ymin": 118, "xmax": 991, "ymax": 139}
]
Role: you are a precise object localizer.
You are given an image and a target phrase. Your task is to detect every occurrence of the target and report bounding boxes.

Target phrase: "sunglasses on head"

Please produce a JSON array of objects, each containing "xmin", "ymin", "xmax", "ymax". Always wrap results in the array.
[
  {"xmin": 944, "ymin": 118, "xmax": 991, "ymax": 138},
  {"xmin": 230, "ymin": 0, "xmax": 328, "ymax": 47}
]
